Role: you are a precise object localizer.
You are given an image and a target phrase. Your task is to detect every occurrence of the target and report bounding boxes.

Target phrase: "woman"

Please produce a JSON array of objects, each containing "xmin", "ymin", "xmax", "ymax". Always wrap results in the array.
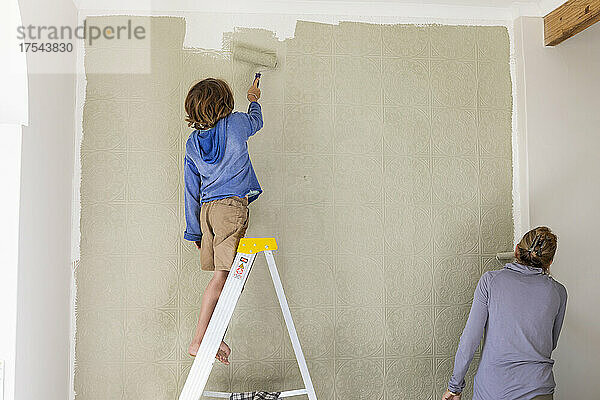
[{"xmin": 442, "ymin": 227, "xmax": 567, "ymax": 400}]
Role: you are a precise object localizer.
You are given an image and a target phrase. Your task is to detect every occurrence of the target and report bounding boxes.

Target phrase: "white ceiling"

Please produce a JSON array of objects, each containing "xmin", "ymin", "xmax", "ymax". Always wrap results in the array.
[
  {"xmin": 302, "ymin": 0, "xmax": 537, "ymax": 5},
  {"xmin": 75, "ymin": 0, "xmax": 565, "ymax": 19}
]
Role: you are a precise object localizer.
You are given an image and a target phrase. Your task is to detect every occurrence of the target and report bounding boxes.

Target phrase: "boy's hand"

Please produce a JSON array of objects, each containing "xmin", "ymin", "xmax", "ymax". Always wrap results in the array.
[
  {"xmin": 247, "ymin": 79, "xmax": 261, "ymax": 102},
  {"xmin": 195, "ymin": 241, "xmax": 201, "ymax": 250}
]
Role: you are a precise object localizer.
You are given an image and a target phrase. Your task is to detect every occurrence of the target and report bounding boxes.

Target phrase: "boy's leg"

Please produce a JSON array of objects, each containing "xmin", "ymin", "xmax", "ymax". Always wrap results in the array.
[
  {"xmin": 189, "ymin": 200, "xmax": 230, "ymax": 361},
  {"xmin": 188, "ymin": 269, "xmax": 229, "ymax": 358},
  {"xmin": 188, "ymin": 197, "xmax": 248, "ymax": 363},
  {"xmin": 208, "ymin": 197, "xmax": 249, "ymax": 363}
]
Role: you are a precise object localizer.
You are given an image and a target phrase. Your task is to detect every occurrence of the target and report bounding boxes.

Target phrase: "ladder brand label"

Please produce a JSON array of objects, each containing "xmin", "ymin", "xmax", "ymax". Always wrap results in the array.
[{"xmin": 234, "ymin": 259, "xmax": 247, "ymax": 279}]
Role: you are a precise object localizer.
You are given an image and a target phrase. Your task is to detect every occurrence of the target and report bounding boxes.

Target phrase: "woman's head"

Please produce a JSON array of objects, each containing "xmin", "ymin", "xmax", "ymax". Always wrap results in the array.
[
  {"xmin": 515, "ymin": 226, "xmax": 557, "ymax": 272},
  {"xmin": 185, "ymin": 78, "xmax": 234, "ymax": 130}
]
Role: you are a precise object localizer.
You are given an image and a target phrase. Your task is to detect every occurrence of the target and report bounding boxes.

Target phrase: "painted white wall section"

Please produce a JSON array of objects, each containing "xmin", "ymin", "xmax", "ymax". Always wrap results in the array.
[
  {"xmin": 0, "ymin": 0, "xmax": 28, "ymax": 124},
  {"xmin": 0, "ymin": 2, "xmax": 27, "ymax": 399},
  {"xmin": 0, "ymin": 124, "xmax": 23, "ymax": 400},
  {"xmin": 16, "ymin": 76, "xmax": 77, "ymax": 400},
  {"xmin": 514, "ymin": 16, "xmax": 600, "ymax": 399},
  {"xmin": 512, "ymin": 16, "xmax": 530, "ymax": 238},
  {"xmin": 15, "ymin": 0, "xmax": 77, "ymax": 399}
]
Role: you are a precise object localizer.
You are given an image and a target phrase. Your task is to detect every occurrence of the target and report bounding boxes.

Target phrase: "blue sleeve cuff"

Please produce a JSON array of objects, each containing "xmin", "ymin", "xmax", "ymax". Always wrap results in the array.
[
  {"xmin": 184, "ymin": 231, "xmax": 202, "ymax": 241},
  {"xmin": 447, "ymin": 381, "xmax": 465, "ymax": 394}
]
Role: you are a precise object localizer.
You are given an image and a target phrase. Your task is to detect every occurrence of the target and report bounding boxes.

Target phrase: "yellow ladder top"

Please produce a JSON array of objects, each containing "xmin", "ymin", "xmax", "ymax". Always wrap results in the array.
[{"xmin": 237, "ymin": 237, "xmax": 278, "ymax": 254}]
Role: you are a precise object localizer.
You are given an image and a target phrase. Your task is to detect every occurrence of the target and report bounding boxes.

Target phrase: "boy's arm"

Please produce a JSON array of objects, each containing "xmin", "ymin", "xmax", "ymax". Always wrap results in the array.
[
  {"xmin": 243, "ymin": 101, "xmax": 263, "ymax": 137},
  {"xmin": 244, "ymin": 79, "xmax": 263, "ymax": 137},
  {"xmin": 183, "ymin": 154, "xmax": 203, "ymax": 242}
]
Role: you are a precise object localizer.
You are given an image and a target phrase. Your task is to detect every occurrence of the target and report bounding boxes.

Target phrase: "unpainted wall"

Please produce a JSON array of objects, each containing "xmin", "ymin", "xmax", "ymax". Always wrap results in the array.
[
  {"xmin": 76, "ymin": 16, "xmax": 513, "ymax": 400},
  {"xmin": 514, "ymin": 16, "xmax": 600, "ymax": 399}
]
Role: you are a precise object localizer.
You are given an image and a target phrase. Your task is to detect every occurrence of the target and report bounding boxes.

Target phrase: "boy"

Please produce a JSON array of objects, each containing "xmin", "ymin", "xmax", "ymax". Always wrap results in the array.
[{"xmin": 183, "ymin": 77, "xmax": 262, "ymax": 364}]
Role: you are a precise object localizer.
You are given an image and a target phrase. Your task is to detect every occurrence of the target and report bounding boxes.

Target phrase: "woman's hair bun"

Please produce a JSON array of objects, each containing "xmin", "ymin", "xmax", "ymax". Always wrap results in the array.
[{"xmin": 515, "ymin": 226, "xmax": 557, "ymax": 271}]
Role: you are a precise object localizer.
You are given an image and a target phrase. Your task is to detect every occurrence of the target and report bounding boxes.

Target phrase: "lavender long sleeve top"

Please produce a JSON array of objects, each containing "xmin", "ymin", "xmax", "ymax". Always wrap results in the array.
[{"xmin": 449, "ymin": 262, "xmax": 567, "ymax": 400}]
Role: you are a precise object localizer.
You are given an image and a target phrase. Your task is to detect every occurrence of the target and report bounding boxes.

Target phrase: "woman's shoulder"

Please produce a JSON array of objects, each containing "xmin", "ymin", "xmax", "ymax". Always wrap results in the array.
[
  {"xmin": 481, "ymin": 269, "xmax": 504, "ymax": 283},
  {"xmin": 549, "ymin": 276, "xmax": 567, "ymax": 299},
  {"xmin": 476, "ymin": 269, "xmax": 505, "ymax": 293}
]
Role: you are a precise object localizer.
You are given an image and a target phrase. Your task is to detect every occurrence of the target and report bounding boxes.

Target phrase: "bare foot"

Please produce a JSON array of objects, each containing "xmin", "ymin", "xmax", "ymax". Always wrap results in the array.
[
  {"xmin": 215, "ymin": 341, "xmax": 231, "ymax": 365},
  {"xmin": 188, "ymin": 341, "xmax": 200, "ymax": 357}
]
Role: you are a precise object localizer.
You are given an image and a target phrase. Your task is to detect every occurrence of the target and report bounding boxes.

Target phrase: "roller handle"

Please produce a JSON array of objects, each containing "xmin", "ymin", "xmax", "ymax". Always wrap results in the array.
[{"xmin": 253, "ymin": 73, "xmax": 261, "ymax": 88}]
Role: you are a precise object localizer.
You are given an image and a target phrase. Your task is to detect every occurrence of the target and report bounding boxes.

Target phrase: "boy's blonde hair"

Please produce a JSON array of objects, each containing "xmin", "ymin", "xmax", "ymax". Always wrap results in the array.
[{"xmin": 185, "ymin": 78, "xmax": 234, "ymax": 130}]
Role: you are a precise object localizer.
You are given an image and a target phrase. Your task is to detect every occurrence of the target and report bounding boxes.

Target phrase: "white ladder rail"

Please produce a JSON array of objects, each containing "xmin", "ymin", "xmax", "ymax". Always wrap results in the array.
[
  {"xmin": 264, "ymin": 250, "xmax": 317, "ymax": 400},
  {"xmin": 179, "ymin": 252, "xmax": 257, "ymax": 400},
  {"xmin": 178, "ymin": 238, "xmax": 317, "ymax": 400},
  {"xmin": 203, "ymin": 389, "xmax": 308, "ymax": 398}
]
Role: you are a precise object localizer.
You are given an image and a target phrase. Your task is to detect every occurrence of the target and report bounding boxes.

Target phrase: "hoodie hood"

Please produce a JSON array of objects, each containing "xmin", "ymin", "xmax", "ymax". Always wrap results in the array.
[
  {"xmin": 505, "ymin": 262, "xmax": 544, "ymax": 275},
  {"xmin": 195, "ymin": 117, "xmax": 227, "ymax": 164}
]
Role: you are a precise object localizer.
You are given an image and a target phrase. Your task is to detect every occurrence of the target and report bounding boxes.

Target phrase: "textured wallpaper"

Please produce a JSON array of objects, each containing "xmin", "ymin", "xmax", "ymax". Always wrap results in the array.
[{"xmin": 76, "ymin": 16, "xmax": 514, "ymax": 400}]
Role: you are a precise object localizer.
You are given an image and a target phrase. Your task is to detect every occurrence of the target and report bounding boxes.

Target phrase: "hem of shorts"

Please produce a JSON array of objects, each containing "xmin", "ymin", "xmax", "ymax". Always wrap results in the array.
[{"xmin": 200, "ymin": 265, "xmax": 232, "ymax": 272}]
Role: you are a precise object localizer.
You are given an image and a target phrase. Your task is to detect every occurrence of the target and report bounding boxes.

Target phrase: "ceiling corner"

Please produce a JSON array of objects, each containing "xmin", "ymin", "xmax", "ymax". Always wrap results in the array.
[
  {"xmin": 537, "ymin": 0, "xmax": 566, "ymax": 16},
  {"xmin": 510, "ymin": 1, "xmax": 544, "ymax": 18}
]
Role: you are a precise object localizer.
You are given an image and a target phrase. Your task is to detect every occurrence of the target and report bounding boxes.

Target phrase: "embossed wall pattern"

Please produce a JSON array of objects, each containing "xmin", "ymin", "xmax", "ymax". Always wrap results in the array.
[{"xmin": 76, "ymin": 16, "xmax": 514, "ymax": 400}]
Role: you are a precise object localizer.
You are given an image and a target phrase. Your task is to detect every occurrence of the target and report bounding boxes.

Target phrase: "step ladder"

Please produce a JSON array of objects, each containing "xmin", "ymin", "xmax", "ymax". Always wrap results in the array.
[{"xmin": 179, "ymin": 238, "xmax": 318, "ymax": 400}]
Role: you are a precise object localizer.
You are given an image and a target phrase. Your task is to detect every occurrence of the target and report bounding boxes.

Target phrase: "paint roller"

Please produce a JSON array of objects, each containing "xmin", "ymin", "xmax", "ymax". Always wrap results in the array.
[
  {"xmin": 232, "ymin": 44, "xmax": 278, "ymax": 87},
  {"xmin": 496, "ymin": 251, "xmax": 515, "ymax": 263}
]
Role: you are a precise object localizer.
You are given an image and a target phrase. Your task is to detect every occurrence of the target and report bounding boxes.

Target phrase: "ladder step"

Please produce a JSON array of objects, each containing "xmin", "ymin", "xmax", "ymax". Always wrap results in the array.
[
  {"xmin": 280, "ymin": 389, "xmax": 309, "ymax": 397},
  {"xmin": 203, "ymin": 389, "xmax": 308, "ymax": 398}
]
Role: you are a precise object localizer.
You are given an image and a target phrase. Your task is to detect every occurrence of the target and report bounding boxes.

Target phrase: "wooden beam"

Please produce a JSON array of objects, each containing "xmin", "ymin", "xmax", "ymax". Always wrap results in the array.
[{"xmin": 544, "ymin": 0, "xmax": 600, "ymax": 46}]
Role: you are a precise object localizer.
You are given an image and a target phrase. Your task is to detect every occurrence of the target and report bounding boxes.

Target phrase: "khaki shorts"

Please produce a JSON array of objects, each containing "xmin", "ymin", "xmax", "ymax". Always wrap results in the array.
[{"xmin": 199, "ymin": 196, "xmax": 249, "ymax": 271}]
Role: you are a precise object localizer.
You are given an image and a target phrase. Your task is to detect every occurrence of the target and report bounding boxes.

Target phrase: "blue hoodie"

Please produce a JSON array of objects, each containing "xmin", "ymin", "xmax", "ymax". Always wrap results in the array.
[{"xmin": 183, "ymin": 102, "xmax": 263, "ymax": 241}]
